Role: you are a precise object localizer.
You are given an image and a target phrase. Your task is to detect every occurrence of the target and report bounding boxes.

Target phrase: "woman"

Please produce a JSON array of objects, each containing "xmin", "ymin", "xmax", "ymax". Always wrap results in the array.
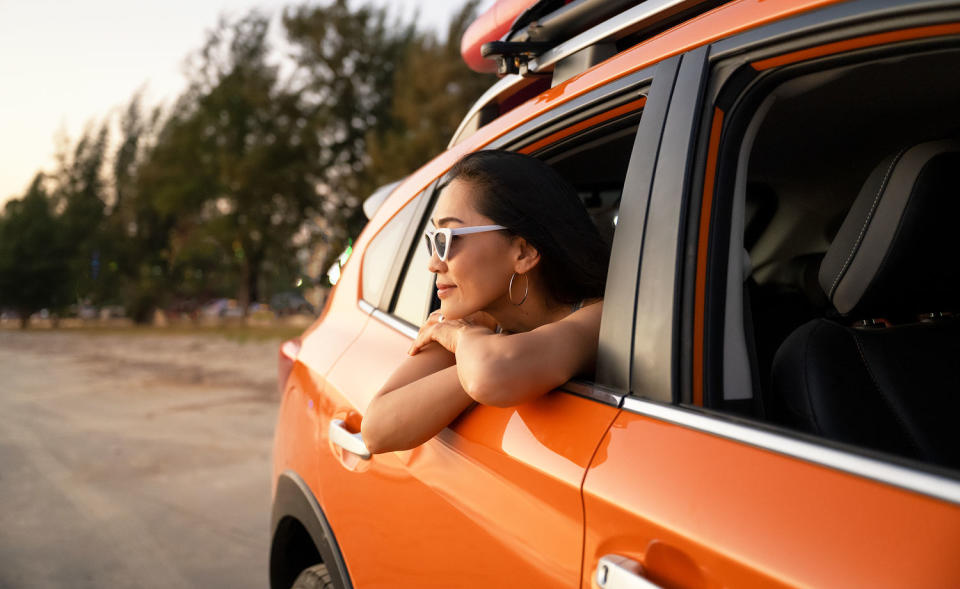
[{"xmin": 361, "ymin": 150, "xmax": 610, "ymax": 454}]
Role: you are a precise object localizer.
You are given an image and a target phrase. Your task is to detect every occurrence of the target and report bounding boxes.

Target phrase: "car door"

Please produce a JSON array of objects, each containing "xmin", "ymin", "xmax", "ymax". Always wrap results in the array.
[
  {"xmin": 307, "ymin": 63, "xmax": 663, "ymax": 588},
  {"xmin": 581, "ymin": 3, "xmax": 960, "ymax": 588}
]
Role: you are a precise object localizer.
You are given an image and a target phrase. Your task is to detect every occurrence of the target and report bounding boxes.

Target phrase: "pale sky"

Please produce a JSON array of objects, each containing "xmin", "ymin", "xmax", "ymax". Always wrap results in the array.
[{"xmin": 0, "ymin": 0, "xmax": 492, "ymax": 205}]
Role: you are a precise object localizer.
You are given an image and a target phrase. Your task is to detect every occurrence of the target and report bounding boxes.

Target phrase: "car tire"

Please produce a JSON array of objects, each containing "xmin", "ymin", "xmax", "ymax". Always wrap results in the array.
[{"xmin": 291, "ymin": 564, "xmax": 334, "ymax": 589}]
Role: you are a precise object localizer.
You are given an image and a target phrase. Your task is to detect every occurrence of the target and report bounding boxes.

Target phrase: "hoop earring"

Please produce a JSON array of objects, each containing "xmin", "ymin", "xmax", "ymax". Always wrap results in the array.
[{"xmin": 508, "ymin": 272, "xmax": 529, "ymax": 306}]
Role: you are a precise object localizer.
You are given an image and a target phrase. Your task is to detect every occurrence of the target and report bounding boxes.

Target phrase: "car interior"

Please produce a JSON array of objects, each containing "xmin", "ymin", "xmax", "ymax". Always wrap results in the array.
[
  {"xmin": 722, "ymin": 46, "xmax": 960, "ymax": 471},
  {"xmin": 540, "ymin": 123, "xmax": 638, "ymax": 248}
]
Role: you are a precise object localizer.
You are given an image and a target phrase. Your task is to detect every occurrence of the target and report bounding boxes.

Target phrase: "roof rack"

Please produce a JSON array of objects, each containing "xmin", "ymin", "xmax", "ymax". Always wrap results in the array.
[
  {"xmin": 526, "ymin": 0, "xmax": 712, "ymax": 74},
  {"xmin": 451, "ymin": 0, "xmax": 718, "ymax": 146}
]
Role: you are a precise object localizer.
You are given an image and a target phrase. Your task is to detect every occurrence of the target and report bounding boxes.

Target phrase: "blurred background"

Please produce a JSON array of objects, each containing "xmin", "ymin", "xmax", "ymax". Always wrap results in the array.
[
  {"xmin": 0, "ymin": 0, "xmax": 493, "ymax": 327},
  {"xmin": 0, "ymin": 1, "xmax": 492, "ymax": 587}
]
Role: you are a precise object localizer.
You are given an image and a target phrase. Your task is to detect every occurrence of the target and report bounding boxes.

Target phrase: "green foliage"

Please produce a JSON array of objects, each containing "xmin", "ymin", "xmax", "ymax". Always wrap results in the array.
[
  {"xmin": 0, "ymin": 175, "xmax": 72, "ymax": 326},
  {"xmin": 365, "ymin": 1, "xmax": 488, "ymax": 189},
  {"xmin": 282, "ymin": 0, "xmax": 417, "ymax": 265},
  {"xmin": 170, "ymin": 11, "xmax": 328, "ymax": 309},
  {"xmin": 54, "ymin": 123, "xmax": 114, "ymax": 305},
  {"xmin": 2, "ymin": 0, "xmax": 495, "ymax": 325}
]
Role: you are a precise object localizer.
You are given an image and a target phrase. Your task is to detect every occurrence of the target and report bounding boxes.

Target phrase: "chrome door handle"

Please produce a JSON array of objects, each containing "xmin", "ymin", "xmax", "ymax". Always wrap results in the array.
[
  {"xmin": 329, "ymin": 419, "xmax": 371, "ymax": 459},
  {"xmin": 596, "ymin": 555, "xmax": 662, "ymax": 589}
]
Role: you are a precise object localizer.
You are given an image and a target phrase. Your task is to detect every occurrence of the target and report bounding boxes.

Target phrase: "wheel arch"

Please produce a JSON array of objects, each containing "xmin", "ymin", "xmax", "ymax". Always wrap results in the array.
[{"xmin": 270, "ymin": 470, "xmax": 353, "ymax": 589}]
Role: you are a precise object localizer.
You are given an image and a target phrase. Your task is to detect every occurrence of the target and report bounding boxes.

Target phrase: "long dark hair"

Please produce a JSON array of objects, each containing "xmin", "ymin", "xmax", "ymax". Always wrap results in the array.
[{"xmin": 439, "ymin": 150, "xmax": 609, "ymax": 305}]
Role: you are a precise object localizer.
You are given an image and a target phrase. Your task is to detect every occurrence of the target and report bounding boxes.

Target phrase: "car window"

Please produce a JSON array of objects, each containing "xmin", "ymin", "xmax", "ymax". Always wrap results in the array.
[
  {"xmin": 698, "ymin": 36, "xmax": 960, "ymax": 472},
  {"xmin": 392, "ymin": 225, "xmax": 433, "ymax": 325},
  {"xmin": 361, "ymin": 192, "xmax": 424, "ymax": 308},
  {"xmin": 382, "ymin": 95, "xmax": 645, "ymax": 392}
]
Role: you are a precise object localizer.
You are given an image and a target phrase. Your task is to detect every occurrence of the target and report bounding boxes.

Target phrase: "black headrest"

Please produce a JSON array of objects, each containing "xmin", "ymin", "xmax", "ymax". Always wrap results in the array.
[{"xmin": 819, "ymin": 139, "xmax": 960, "ymax": 317}]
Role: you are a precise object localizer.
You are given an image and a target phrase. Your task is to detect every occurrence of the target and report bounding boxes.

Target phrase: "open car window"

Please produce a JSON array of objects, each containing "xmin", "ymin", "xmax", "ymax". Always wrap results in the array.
[
  {"xmin": 380, "ymin": 91, "xmax": 647, "ymax": 395},
  {"xmin": 704, "ymin": 40, "xmax": 960, "ymax": 474}
]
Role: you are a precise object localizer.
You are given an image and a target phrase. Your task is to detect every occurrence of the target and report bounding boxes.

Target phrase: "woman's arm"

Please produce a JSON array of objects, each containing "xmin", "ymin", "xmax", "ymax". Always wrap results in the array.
[
  {"xmin": 360, "ymin": 342, "xmax": 474, "ymax": 454},
  {"xmin": 362, "ymin": 302, "xmax": 602, "ymax": 452},
  {"xmin": 455, "ymin": 302, "xmax": 603, "ymax": 407}
]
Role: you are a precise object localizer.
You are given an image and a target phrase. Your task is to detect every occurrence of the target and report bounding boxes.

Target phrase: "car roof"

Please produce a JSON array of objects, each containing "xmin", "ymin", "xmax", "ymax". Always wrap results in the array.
[{"xmin": 451, "ymin": 0, "xmax": 726, "ymax": 147}]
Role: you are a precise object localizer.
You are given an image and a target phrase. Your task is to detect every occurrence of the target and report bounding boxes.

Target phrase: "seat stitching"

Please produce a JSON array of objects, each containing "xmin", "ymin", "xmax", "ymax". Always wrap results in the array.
[
  {"xmin": 851, "ymin": 332, "xmax": 924, "ymax": 455},
  {"xmin": 828, "ymin": 148, "xmax": 907, "ymax": 299}
]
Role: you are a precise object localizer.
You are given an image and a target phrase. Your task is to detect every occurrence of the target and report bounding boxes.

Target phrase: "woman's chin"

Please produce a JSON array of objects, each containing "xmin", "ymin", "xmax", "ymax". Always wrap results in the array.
[
  {"xmin": 439, "ymin": 305, "xmax": 460, "ymax": 320},
  {"xmin": 438, "ymin": 301, "xmax": 474, "ymax": 321}
]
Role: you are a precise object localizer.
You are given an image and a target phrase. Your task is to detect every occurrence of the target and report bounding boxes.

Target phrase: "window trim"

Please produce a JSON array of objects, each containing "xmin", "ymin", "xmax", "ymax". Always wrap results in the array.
[
  {"xmin": 518, "ymin": 97, "xmax": 646, "ymax": 156},
  {"xmin": 489, "ymin": 65, "xmax": 655, "ymax": 152},
  {"xmin": 361, "ymin": 299, "xmax": 419, "ymax": 339},
  {"xmin": 623, "ymin": 51, "xmax": 706, "ymax": 404},
  {"xmin": 709, "ymin": 0, "xmax": 960, "ymax": 70}
]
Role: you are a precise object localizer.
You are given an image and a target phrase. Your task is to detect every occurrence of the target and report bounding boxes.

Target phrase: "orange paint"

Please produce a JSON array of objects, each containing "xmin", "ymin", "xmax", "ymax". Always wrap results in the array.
[
  {"xmin": 753, "ymin": 22, "xmax": 960, "ymax": 70},
  {"xmin": 318, "ymin": 316, "xmax": 621, "ymax": 587},
  {"xmin": 273, "ymin": 2, "xmax": 960, "ymax": 587},
  {"xmin": 692, "ymin": 108, "xmax": 724, "ymax": 407},
  {"xmin": 582, "ymin": 411, "xmax": 960, "ymax": 588}
]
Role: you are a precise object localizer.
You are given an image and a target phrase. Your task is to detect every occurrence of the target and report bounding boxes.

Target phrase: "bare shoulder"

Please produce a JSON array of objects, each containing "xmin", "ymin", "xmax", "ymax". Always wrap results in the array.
[
  {"xmin": 522, "ymin": 298, "xmax": 603, "ymax": 378},
  {"xmin": 563, "ymin": 298, "xmax": 603, "ymax": 326},
  {"xmin": 578, "ymin": 298, "xmax": 603, "ymax": 313},
  {"xmin": 534, "ymin": 298, "xmax": 603, "ymax": 339}
]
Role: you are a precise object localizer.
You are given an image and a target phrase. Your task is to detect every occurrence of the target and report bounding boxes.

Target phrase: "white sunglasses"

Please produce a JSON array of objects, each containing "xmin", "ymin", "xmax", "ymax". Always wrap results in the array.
[{"xmin": 423, "ymin": 224, "xmax": 506, "ymax": 261}]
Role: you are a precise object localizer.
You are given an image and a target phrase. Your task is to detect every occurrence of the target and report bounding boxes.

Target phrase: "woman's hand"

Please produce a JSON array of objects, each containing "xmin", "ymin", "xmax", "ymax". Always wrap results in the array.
[{"xmin": 408, "ymin": 310, "xmax": 495, "ymax": 356}]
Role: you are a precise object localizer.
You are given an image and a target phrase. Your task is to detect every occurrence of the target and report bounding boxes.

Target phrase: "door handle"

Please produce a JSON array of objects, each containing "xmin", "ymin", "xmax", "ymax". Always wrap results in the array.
[
  {"xmin": 596, "ymin": 555, "xmax": 662, "ymax": 589},
  {"xmin": 329, "ymin": 419, "xmax": 371, "ymax": 459}
]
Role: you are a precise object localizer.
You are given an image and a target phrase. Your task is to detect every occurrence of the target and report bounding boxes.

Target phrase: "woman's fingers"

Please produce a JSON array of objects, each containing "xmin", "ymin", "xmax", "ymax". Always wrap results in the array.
[
  {"xmin": 429, "ymin": 322, "xmax": 459, "ymax": 354},
  {"xmin": 408, "ymin": 315, "xmax": 496, "ymax": 356},
  {"xmin": 410, "ymin": 320, "xmax": 462, "ymax": 356},
  {"xmin": 409, "ymin": 323, "xmax": 435, "ymax": 355},
  {"xmin": 409, "ymin": 310, "xmax": 446, "ymax": 355}
]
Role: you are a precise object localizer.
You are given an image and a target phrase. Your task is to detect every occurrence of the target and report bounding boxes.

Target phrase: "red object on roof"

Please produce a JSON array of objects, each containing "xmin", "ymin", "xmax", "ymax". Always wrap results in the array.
[{"xmin": 461, "ymin": 0, "xmax": 543, "ymax": 73}]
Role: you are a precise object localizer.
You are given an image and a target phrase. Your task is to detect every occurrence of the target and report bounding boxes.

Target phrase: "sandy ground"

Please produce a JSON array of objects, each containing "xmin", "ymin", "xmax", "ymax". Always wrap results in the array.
[{"xmin": 0, "ymin": 329, "xmax": 288, "ymax": 588}]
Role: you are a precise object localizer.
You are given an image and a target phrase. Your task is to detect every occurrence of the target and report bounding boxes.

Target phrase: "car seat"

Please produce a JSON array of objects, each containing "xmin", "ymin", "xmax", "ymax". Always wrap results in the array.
[{"xmin": 768, "ymin": 139, "xmax": 960, "ymax": 469}]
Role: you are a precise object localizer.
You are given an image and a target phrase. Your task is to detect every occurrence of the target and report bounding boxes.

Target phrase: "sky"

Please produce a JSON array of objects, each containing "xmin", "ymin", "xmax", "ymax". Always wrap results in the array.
[{"xmin": 0, "ymin": 0, "xmax": 493, "ymax": 206}]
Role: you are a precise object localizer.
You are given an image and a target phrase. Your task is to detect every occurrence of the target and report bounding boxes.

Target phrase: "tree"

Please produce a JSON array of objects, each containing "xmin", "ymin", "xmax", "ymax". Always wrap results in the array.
[
  {"xmin": 54, "ymin": 123, "xmax": 112, "ymax": 305},
  {"xmin": 110, "ymin": 93, "xmax": 170, "ymax": 322},
  {"xmin": 365, "ymin": 1, "xmax": 489, "ymax": 189},
  {"xmin": 2, "ymin": 0, "xmax": 495, "ymax": 324},
  {"xmin": 283, "ymin": 0, "xmax": 417, "ymax": 267},
  {"xmin": 0, "ymin": 175, "xmax": 72, "ymax": 327},
  {"xmin": 167, "ymin": 12, "xmax": 327, "ymax": 310}
]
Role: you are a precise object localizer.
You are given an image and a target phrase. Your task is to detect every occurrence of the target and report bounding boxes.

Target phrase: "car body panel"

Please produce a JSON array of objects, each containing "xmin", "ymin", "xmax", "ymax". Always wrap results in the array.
[
  {"xmin": 578, "ymin": 4, "xmax": 960, "ymax": 588},
  {"xmin": 272, "ymin": 1, "xmax": 960, "ymax": 587},
  {"xmin": 310, "ymin": 307, "xmax": 623, "ymax": 587},
  {"xmin": 582, "ymin": 409, "xmax": 960, "ymax": 588}
]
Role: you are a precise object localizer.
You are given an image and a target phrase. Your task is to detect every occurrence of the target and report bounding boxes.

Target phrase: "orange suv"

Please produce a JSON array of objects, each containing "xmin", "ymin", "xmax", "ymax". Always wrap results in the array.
[{"xmin": 271, "ymin": 0, "xmax": 960, "ymax": 587}]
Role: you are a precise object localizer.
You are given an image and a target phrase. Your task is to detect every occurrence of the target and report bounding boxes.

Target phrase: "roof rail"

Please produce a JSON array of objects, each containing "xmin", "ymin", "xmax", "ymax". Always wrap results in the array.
[
  {"xmin": 527, "ymin": 0, "xmax": 710, "ymax": 74},
  {"xmin": 450, "ymin": 0, "xmax": 717, "ymax": 146},
  {"xmin": 448, "ymin": 74, "xmax": 527, "ymax": 148}
]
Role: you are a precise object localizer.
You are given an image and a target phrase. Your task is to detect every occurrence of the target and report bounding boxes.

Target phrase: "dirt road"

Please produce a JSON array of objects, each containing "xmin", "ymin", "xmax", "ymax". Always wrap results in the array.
[{"xmin": 0, "ymin": 329, "xmax": 286, "ymax": 588}]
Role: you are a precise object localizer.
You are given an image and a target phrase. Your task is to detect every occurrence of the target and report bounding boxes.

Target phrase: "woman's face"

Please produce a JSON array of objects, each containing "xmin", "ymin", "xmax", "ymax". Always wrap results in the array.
[{"xmin": 428, "ymin": 179, "xmax": 516, "ymax": 319}]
